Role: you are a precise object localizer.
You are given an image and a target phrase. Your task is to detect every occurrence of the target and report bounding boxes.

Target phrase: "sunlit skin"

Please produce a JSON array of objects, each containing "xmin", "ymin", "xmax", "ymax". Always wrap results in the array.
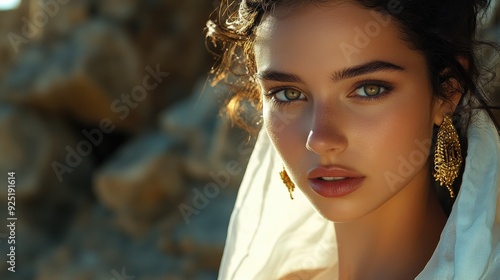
[{"xmin": 254, "ymin": 2, "xmax": 459, "ymax": 279}]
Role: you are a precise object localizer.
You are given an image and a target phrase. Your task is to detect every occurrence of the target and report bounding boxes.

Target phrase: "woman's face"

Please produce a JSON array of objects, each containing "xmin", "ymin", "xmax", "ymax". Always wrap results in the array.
[{"xmin": 254, "ymin": 2, "xmax": 446, "ymax": 222}]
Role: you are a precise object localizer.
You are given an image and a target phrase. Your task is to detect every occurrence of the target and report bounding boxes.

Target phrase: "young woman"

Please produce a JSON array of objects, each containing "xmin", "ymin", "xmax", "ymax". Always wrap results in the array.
[{"xmin": 206, "ymin": 0, "xmax": 500, "ymax": 279}]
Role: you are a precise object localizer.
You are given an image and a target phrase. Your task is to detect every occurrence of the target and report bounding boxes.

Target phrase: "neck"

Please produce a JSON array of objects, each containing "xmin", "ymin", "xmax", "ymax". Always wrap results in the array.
[{"xmin": 333, "ymin": 171, "xmax": 447, "ymax": 280}]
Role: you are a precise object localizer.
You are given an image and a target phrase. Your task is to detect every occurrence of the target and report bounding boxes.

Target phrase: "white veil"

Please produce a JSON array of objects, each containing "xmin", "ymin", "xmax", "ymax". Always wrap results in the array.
[
  {"xmin": 218, "ymin": 111, "xmax": 500, "ymax": 279},
  {"xmin": 417, "ymin": 112, "xmax": 500, "ymax": 279},
  {"xmin": 218, "ymin": 128, "xmax": 337, "ymax": 280}
]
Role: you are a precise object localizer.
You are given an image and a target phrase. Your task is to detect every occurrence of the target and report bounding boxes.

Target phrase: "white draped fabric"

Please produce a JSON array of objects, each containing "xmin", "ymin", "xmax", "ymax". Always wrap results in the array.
[{"xmin": 218, "ymin": 111, "xmax": 500, "ymax": 279}]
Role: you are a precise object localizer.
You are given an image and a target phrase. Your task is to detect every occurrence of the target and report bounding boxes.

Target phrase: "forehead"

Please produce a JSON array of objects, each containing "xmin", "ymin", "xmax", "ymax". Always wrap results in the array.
[{"xmin": 253, "ymin": 2, "xmax": 422, "ymax": 74}]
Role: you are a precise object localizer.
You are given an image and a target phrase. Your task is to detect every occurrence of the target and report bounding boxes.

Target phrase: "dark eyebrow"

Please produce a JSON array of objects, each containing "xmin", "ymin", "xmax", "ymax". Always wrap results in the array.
[
  {"xmin": 331, "ymin": 60, "xmax": 405, "ymax": 82},
  {"xmin": 255, "ymin": 60, "xmax": 405, "ymax": 84},
  {"xmin": 255, "ymin": 71, "xmax": 305, "ymax": 83}
]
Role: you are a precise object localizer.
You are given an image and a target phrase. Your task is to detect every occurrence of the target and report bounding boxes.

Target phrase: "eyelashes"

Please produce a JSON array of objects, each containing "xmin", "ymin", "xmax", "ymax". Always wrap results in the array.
[
  {"xmin": 352, "ymin": 80, "xmax": 394, "ymax": 100},
  {"xmin": 264, "ymin": 80, "xmax": 394, "ymax": 106},
  {"xmin": 267, "ymin": 88, "xmax": 307, "ymax": 104}
]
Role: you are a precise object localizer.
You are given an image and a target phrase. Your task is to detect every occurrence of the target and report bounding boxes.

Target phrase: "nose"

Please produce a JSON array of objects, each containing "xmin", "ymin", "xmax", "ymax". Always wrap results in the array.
[{"xmin": 305, "ymin": 106, "xmax": 347, "ymax": 155}]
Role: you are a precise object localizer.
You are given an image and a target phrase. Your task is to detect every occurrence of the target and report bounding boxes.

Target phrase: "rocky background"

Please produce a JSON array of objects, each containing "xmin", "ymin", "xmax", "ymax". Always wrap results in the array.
[
  {"xmin": 0, "ymin": 0, "xmax": 255, "ymax": 279},
  {"xmin": 0, "ymin": 1, "xmax": 498, "ymax": 280}
]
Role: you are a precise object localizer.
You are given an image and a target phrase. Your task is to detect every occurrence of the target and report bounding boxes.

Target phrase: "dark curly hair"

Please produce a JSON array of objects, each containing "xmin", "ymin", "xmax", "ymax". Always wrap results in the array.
[{"xmin": 205, "ymin": 0, "xmax": 500, "ymax": 213}]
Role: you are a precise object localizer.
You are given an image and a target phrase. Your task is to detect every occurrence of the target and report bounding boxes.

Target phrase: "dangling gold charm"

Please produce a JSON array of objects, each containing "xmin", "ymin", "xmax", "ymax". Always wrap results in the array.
[
  {"xmin": 433, "ymin": 115, "xmax": 462, "ymax": 198},
  {"xmin": 280, "ymin": 166, "xmax": 295, "ymax": 200}
]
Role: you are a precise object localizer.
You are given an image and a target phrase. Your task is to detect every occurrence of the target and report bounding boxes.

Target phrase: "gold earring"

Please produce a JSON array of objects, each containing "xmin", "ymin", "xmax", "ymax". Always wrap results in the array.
[
  {"xmin": 433, "ymin": 115, "xmax": 462, "ymax": 198},
  {"xmin": 279, "ymin": 166, "xmax": 295, "ymax": 200}
]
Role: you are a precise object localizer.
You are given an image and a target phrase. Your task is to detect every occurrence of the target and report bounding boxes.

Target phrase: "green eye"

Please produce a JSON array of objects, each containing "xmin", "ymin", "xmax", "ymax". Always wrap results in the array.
[
  {"xmin": 274, "ymin": 88, "xmax": 306, "ymax": 102},
  {"xmin": 363, "ymin": 85, "xmax": 382, "ymax": 96},
  {"xmin": 353, "ymin": 84, "xmax": 388, "ymax": 98},
  {"xmin": 284, "ymin": 89, "xmax": 302, "ymax": 100}
]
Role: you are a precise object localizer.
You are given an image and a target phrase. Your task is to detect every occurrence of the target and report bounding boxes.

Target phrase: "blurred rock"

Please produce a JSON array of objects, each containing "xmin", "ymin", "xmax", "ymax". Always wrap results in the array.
[
  {"xmin": 0, "ymin": 104, "xmax": 92, "ymax": 200},
  {"xmin": 169, "ymin": 189, "xmax": 236, "ymax": 272},
  {"xmin": 0, "ymin": 20, "xmax": 144, "ymax": 132},
  {"xmin": 94, "ymin": 132, "xmax": 184, "ymax": 236},
  {"xmin": 36, "ymin": 204, "xmax": 186, "ymax": 280},
  {"xmin": 0, "ymin": 217, "xmax": 54, "ymax": 280},
  {"xmin": 0, "ymin": 1, "xmax": 30, "ymax": 77},
  {"xmin": 160, "ymin": 79, "xmax": 250, "ymax": 182},
  {"xmin": 129, "ymin": 0, "xmax": 214, "ymax": 113},
  {"xmin": 0, "ymin": 104, "xmax": 94, "ymax": 280},
  {"xmin": 97, "ymin": 0, "xmax": 139, "ymax": 22},
  {"xmin": 0, "ymin": 1, "xmax": 243, "ymax": 279},
  {"xmin": 36, "ymin": 0, "xmax": 92, "ymax": 38},
  {"xmin": 160, "ymin": 79, "xmax": 220, "ymax": 136}
]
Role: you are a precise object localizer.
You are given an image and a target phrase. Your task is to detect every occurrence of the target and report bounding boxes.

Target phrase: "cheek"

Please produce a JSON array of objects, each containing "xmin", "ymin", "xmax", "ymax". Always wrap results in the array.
[
  {"xmin": 360, "ymin": 100, "xmax": 434, "ymax": 190},
  {"xmin": 263, "ymin": 104, "xmax": 308, "ymax": 160}
]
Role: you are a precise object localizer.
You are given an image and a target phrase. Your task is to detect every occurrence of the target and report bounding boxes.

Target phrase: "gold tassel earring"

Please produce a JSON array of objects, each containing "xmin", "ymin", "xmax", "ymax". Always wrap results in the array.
[
  {"xmin": 279, "ymin": 166, "xmax": 295, "ymax": 200},
  {"xmin": 433, "ymin": 115, "xmax": 462, "ymax": 198}
]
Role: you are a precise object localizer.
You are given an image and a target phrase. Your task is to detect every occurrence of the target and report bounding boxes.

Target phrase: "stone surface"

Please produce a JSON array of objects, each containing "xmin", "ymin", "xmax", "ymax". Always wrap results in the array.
[
  {"xmin": 94, "ymin": 132, "xmax": 184, "ymax": 236},
  {"xmin": 170, "ymin": 189, "xmax": 237, "ymax": 272},
  {"xmin": 0, "ymin": 1, "xmax": 30, "ymax": 76},
  {"xmin": 0, "ymin": 20, "xmax": 144, "ymax": 132},
  {"xmin": 0, "ymin": 104, "xmax": 92, "ymax": 200},
  {"xmin": 128, "ymin": 0, "xmax": 214, "ymax": 114},
  {"xmin": 0, "ymin": 1, "xmax": 245, "ymax": 279},
  {"xmin": 35, "ymin": 0, "xmax": 92, "ymax": 38},
  {"xmin": 35, "ymin": 205, "xmax": 185, "ymax": 280},
  {"xmin": 97, "ymin": 0, "xmax": 139, "ymax": 22},
  {"xmin": 0, "ymin": 105, "xmax": 94, "ymax": 280},
  {"xmin": 32, "ymin": 202, "xmax": 226, "ymax": 279},
  {"xmin": 160, "ymin": 79, "xmax": 253, "ymax": 185}
]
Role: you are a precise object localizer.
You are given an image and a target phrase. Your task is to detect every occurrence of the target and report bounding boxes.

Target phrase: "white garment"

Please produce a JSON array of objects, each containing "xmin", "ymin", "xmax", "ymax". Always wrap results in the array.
[
  {"xmin": 218, "ymin": 111, "xmax": 500, "ymax": 280},
  {"xmin": 417, "ymin": 113, "xmax": 500, "ymax": 280}
]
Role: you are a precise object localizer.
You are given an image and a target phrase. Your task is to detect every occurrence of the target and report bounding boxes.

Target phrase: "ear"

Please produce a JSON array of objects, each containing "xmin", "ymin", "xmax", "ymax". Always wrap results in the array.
[
  {"xmin": 433, "ymin": 58, "xmax": 467, "ymax": 126},
  {"xmin": 432, "ymin": 81, "xmax": 462, "ymax": 126}
]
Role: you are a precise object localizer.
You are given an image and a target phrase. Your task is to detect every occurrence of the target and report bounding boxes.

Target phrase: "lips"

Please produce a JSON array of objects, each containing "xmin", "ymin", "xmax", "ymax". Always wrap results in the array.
[{"xmin": 307, "ymin": 166, "xmax": 365, "ymax": 198}]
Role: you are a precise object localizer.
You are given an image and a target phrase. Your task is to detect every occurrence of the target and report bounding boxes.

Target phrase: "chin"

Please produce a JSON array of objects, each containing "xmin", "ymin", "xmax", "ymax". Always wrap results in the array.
[
  {"xmin": 319, "ymin": 211, "xmax": 368, "ymax": 223},
  {"xmin": 309, "ymin": 198, "xmax": 372, "ymax": 223}
]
